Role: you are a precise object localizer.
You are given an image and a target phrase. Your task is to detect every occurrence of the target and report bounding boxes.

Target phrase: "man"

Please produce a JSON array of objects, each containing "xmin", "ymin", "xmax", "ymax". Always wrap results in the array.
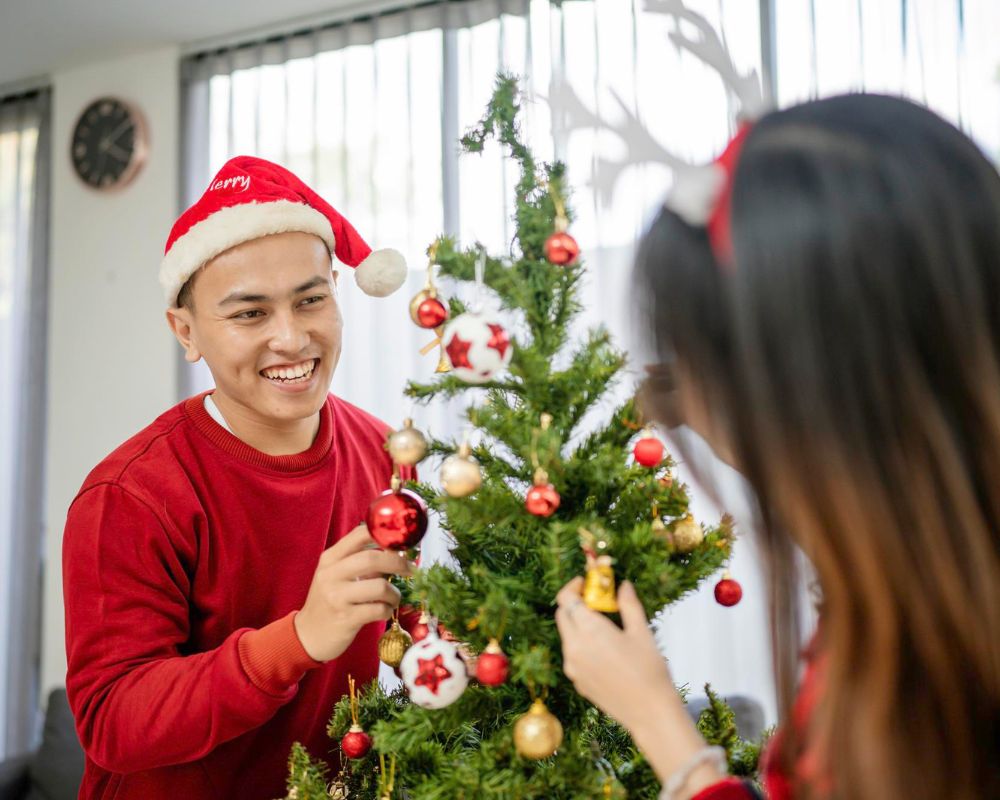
[{"xmin": 63, "ymin": 156, "xmax": 414, "ymax": 799}]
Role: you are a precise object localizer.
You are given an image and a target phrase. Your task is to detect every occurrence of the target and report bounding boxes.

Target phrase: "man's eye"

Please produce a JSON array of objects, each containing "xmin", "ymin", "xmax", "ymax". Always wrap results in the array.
[
  {"xmin": 301, "ymin": 295, "xmax": 327, "ymax": 306},
  {"xmin": 234, "ymin": 310, "xmax": 264, "ymax": 320}
]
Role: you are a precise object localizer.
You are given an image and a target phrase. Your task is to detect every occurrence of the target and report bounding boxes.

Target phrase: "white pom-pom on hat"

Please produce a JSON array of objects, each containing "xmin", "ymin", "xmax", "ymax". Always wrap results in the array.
[{"xmin": 354, "ymin": 248, "xmax": 408, "ymax": 298}]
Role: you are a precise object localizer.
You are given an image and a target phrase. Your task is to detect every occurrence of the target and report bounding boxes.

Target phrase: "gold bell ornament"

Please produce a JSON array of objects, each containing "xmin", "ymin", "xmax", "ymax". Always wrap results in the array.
[
  {"xmin": 513, "ymin": 697, "xmax": 564, "ymax": 759},
  {"xmin": 440, "ymin": 440, "xmax": 482, "ymax": 498},
  {"xmin": 579, "ymin": 528, "xmax": 619, "ymax": 613}
]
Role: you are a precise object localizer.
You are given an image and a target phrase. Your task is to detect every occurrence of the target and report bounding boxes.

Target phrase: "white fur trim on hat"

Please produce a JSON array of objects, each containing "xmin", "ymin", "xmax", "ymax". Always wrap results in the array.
[
  {"xmin": 354, "ymin": 248, "xmax": 407, "ymax": 297},
  {"xmin": 159, "ymin": 199, "xmax": 335, "ymax": 305}
]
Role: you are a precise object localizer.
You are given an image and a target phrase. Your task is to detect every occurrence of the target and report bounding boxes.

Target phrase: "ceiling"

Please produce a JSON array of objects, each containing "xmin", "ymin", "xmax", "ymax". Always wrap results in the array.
[{"xmin": 0, "ymin": 0, "xmax": 368, "ymax": 88}]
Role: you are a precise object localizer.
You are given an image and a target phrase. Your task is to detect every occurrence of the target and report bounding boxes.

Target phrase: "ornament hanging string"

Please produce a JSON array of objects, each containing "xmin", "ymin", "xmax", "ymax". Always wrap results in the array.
[
  {"xmin": 348, "ymin": 675, "xmax": 361, "ymax": 727},
  {"xmin": 530, "ymin": 413, "xmax": 553, "ymax": 481},
  {"xmin": 527, "ymin": 680, "xmax": 549, "ymax": 704},
  {"xmin": 416, "ymin": 240, "xmax": 452, "ymax": 373},
  {"xmin": 473, "ymin": 245, "xmax": 487, "ymax": 314},
  {"xmin": 545, "ymin": 181, "xmax": 570, "ymax": 233},
  {"xmin": 425, "ymin": 241, "xmax": 438, "ymax": 290},
  {"xmin": 494, "ymin": 607, "xmax": 508, "ymax": 641},
  {"xmin": 377, "ymin": 753, "xmax": 397, "ymax": 800}
]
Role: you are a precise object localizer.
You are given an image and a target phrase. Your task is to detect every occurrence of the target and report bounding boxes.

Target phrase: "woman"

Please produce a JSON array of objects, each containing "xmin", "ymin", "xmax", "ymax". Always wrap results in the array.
[{"xmin": 555, "ymin": 94, "xmax": 1000, "ymax": 800}]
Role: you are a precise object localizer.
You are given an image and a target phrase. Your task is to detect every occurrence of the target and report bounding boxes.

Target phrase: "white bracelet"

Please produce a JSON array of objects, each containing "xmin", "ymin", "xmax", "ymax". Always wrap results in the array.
[{"xmin": 658, "ymin": 745, "xmax": 728, "ymax": 800}]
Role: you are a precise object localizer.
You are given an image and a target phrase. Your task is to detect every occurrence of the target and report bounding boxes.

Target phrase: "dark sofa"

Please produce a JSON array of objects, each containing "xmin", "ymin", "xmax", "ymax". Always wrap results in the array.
[{"xmin": 0, "ymin": 690, "xmax": 84, "ymax": 800}]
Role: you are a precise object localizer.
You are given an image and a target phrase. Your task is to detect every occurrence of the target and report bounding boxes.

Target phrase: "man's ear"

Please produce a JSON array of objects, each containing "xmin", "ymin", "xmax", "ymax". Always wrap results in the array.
[
  {"xmin": 165, "ymin": 307, "xmax": 203, "ymax": 363},
  {"xmin": 331, "ymin": 269, "xmax": 340, "ymax": 290}
]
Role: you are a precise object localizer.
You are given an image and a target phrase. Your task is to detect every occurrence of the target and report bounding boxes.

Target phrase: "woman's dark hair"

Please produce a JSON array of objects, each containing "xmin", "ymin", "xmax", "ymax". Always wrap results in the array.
[{"xmin": 637, "ymin": 93, "xmax": 1000, "ymax": 800}]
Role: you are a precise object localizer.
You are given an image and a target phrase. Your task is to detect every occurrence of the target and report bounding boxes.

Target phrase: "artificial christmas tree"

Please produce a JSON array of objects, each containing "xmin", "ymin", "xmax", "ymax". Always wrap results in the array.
[{"xmin": 281, "ymin": 74, "xmax": 755, "ymax": 799}]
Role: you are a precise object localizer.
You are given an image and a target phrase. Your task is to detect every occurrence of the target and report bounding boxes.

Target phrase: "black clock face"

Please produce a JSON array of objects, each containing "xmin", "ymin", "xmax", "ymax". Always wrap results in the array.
[{"xmin": 71, "ymin": 98, "xmax": 143, "ymax": 190}]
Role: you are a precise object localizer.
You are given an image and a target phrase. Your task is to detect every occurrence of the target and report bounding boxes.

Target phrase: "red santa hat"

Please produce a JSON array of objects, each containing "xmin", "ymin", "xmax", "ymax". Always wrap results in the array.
[{"xmin": 159, "ymin": 155, "xmax": 407, "ymax": 305}]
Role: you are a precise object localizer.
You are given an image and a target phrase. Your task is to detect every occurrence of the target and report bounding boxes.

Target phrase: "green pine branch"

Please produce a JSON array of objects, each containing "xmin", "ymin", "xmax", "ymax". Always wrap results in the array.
[
  {"xmin": 282, "ymin": 742, "xmax": 331, "ymax": 800},
  {"xmin": 696, "ymin": 684, "xmax": 772, "ymax": 782}
]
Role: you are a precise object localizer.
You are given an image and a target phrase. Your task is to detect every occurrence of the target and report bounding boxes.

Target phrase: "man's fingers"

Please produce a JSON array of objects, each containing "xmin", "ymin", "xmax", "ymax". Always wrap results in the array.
[
  {"xmin": 338, "ymin": 548, "xmax": 414, "ymax": 580},
  {"xmin": 345, "ymin": 578, "xmax": 402, "ymax": 607},
  {"xmin": 322, "ymin": 524, "xmax": 376, "ymax": 563},
  {"xmin": 352, "ymin": 602, "xmax": 396, "ymax": 626}
]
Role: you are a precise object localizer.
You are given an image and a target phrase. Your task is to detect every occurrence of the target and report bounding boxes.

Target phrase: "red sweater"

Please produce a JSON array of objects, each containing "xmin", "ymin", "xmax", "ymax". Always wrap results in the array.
[{"xmin": 63, "ymin": 392, "xmax": 402, "ymax": 800}]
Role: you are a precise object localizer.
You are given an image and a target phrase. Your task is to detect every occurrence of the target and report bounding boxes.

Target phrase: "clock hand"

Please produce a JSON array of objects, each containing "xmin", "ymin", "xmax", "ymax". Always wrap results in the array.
[
  {"xmin": 105, "ymin": 142, "xmax": 130, "ymax": 161},
  {"xmin": 100, "ymin": 118, "xmax": 134, "ymax": 150}
]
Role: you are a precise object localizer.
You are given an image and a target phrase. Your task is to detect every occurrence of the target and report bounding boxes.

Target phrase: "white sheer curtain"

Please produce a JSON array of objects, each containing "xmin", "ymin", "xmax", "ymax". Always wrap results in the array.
[
  {"xmin": 775, "ymin": 0, "xmax": 1000, "ymax": 159},
  {"xmin": 180, "ymin": 0, "xmax": 999, "ymax": 727},
  {"xmin": 0, "ymin": 88, "xmax": 50, "ymax": 758}
]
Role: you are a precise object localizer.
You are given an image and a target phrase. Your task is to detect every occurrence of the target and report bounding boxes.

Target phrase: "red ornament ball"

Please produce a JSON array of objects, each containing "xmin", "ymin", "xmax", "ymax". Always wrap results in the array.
[
  {"xmin": 525, "ymin": 483, "xmax": 561, "ymax": 517},
  {"xmin": 341, "ymin": 724, "xmax": 372, "ymax": 759},
  {"xmin": 365, "ymin": 488, "xmax": 428, "ymax": 550},
  {"xmin": 410, "ymin": 616, "xmax": 431, "ymax": 643},
  {"xmin": 475, "ymin": 641, "xmax": 510, "ymax": 686},
  {"xmin": 633, "ymin": 436, "xmax": 665, "ymax": 467},
  {"xmin": 416, "ymin": 296, "xmax": 449, "ymax": 328},
  {"xmin": 714, "ymin": 577, "xmax": 743, "ymax": 607},
  {"xmin": 545, "ymin": 231, "xmax": 580, "ymax": 266}
]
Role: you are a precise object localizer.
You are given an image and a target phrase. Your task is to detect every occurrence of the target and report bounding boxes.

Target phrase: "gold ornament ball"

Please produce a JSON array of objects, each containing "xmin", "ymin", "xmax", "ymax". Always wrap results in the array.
[
  {"xmin": 440, "ymin": 447, "xmax": 482, "ymax": 498},
  {"xmin": 378, "ymin": 621, "xmax": 413, "ymax": 668},
  {"xmin": 513, "ymin": 699, "xmax": 564, "ymax": 759},
  {"xmin": 671, "ymin": 514, "xmax": 704, "ymax": 553},
  {"xmin": 387, "ymin": 419, "xmax": 428, "ymax": 466}
]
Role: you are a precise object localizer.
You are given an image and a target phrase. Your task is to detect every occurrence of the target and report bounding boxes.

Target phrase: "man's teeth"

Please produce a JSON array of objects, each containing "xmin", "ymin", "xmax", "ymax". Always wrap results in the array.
[{"xmin": 262, "ymin": 360, "xmax": 315, "ymax": 381}]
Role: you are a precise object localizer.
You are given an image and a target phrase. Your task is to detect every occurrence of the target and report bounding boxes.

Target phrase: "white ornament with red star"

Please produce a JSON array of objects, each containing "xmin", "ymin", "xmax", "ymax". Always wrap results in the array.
[
  {"xmin": 442, "ymin": 312, "xmax": 513, "ymax": 384},
  {"xmin": 399, "ymin": 624, "xmax": 469, "ymax": 709}
]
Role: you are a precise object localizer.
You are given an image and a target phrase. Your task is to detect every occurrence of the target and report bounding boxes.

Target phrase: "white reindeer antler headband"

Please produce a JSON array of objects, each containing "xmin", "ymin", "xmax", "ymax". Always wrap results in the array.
[
  {"xmin": 650, "ymin": 0, "xmax": 766, "ymax": 267},
  {"xmin": 545, "ymin": 0, "xmax": 768, "ymax": 268}
]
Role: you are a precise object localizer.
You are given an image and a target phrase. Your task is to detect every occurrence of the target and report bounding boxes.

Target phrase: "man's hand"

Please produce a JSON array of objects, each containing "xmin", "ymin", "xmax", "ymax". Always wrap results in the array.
[{"xmin": 293, "ymin": 524, "xmax": 414, "ymax": 663}]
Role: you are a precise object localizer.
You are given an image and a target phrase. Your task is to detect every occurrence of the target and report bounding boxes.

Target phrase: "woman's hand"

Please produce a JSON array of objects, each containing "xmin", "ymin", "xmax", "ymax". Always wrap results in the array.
[
  {"xmin": 555, "ymin": 577, "xmax": 679, "ymax": 728},
  {"xmin": 555, "ymin": 577, "xmax": 724, "ymax": 796}
]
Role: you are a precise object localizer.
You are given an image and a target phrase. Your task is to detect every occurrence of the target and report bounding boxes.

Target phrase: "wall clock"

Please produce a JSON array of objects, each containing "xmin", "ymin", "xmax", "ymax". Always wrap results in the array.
[{"xmin": 70, "ymin": 97, "xmax": 148, "ymax": 191}]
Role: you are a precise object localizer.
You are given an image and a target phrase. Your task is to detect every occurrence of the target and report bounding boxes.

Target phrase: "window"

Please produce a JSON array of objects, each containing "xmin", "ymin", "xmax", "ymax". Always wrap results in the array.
[
  {"xmin": 0, "ymin": 87, "xmax": 50, "ymax": 758},
  {"xmin": 180, "ymin": 0, "xmax": 999, "ymax": 726}
]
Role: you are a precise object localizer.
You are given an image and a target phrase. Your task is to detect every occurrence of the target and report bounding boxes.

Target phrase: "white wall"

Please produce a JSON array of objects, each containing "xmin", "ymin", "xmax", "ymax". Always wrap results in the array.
[{"xmin": 42, "ymin": 47, "xmax": 180, "ymax": 697}]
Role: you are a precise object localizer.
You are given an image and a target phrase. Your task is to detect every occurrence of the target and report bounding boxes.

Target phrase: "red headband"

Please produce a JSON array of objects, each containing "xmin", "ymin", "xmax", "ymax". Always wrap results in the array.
[{"xmin": 706, "ymin": 122, "xmax": 753, "ymax": 269}]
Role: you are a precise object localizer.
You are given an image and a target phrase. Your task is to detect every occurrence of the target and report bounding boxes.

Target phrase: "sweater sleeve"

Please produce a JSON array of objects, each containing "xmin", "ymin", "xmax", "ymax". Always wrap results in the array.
[
  {"xmin": 63, "ymin": 482, "xmax": 319, "ymax": 774},
  {"xmin": 237, "ymin": 611, "xmax": 323, "ymax": 692}
]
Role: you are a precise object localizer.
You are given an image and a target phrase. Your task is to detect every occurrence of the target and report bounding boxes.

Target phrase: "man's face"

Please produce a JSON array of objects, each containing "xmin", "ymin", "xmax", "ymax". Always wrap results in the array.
[{"xmin": 168, "ymin": 231, "xmax": 343, "ymax": 425}]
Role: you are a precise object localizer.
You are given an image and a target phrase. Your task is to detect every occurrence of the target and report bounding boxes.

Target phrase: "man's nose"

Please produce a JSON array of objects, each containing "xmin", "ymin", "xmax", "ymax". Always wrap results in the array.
[{"xmin": 268, "ymin": 311, "xmax": 310, "ymax": 354}]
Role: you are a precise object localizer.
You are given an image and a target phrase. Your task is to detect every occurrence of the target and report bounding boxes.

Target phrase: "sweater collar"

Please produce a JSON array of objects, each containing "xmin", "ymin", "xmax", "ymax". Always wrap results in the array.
[{"xmin": 183, "ymin": 391, "xmax": 334, "ymax": 472}]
